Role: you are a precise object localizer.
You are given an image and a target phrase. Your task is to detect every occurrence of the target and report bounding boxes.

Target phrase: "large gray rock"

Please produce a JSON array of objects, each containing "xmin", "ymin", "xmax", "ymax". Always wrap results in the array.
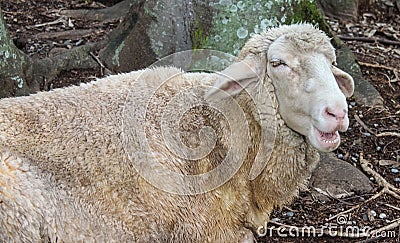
[
  {"xmin": 194, "ymin": 0, "xmax": 328, "ymax": 55},
  {"xmin": 310, "ymin": 153, "xmax": 373, "ymax": 202},
  {"xmin": 99, "ymin": 0, "xmax": 197, "ymax": 72},
  {"xmin": 100, "ymin": 0, "xmax": 328, "ymax": 72},
  {"xmin": 99, "ymin": 0, "xmax": 383, "ymax": 107},
  {"xmin": 335, "ymin": 43, "xmax": 383, "ymax": 106},
  {"xmin": 0, "ymin": 8, "xmax": 39, "ymax": 98},
  {"xmin": 317, "ymin": 0, "xmax": 359, "ymax": 21}
]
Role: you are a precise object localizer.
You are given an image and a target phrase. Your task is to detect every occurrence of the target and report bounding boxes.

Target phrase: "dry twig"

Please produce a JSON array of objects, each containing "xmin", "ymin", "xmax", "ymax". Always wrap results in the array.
[
  {"xmin": 338, "ymin": 35, "xmax": 400, "ymax": 46},
  {"xmin": 376, "ymin": 132, "xmax": 400, "ymax": 138},
  {"xmin": 89, "ymin": 52, "xmax": 112, "ymax": 76},
  {"xmin": 358, "ymin": 61, "xmax": 399, "ymax": 81},
  {"xmin": 29, "ymin": 16, "xmax": 68, "ymax": 28},
  {"xmin": 354, "ymin": 115, "xmax": 400, "ymax": 138},
  {"xmin": 359, "ymin": 153, "xmax": 400, "ymax": 199},
  {"xmin": 383, "ymin": 73, "xmax": 396, "ymax": 91},
  {"xmin": 327, "ymin": 154, "xmax": 400, "ymax": 239},
  {"xmin": 369, "ymin": 218, "xmax": 400, "ymax": 238},
  {"xmin": 34, "ymin": 29, "xmax": 94, "ymax": 40},
  {"xmin": 383, "ymin": 203, "xmax": 400, "ymax": 212},
  {"xmin": 354, "ymin": 114, "xmax": 375, "ymax": 135},
  {"xmin": 327, "ymin": 189, "xmax": 384, "ymax": 221}
]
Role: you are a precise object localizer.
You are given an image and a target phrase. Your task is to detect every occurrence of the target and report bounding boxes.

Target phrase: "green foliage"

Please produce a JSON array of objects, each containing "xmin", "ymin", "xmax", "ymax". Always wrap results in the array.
[
  {"xmin": 192, "ymin": 22, "xmax": 209, "ymax": 50},
  {"xmin": 291, "ymin": 0, "xmax": 331, "ymax": 36},
  {"xmin": 144, "ymin": 6, "xmax": 157, "ymax": 18}
]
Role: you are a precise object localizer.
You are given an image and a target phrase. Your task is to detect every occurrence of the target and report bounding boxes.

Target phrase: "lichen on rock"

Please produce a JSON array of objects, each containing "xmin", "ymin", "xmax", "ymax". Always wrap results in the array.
[{"xmin": 197, "ymin": 0, "xmax": 325, "ymax": 55}]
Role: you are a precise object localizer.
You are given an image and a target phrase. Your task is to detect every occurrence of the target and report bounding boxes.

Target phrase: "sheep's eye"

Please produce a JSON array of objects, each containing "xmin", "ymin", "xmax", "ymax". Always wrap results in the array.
[{"xmin": 270, "ymin": 59, "xmax": 285, "ymax": 67}]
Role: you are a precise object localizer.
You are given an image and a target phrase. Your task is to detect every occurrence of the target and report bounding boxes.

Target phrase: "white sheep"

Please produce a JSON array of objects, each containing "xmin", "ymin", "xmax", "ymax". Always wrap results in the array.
[{"xmin": 0, "ymin": 23, "xmax": 354, "ymax": 242}]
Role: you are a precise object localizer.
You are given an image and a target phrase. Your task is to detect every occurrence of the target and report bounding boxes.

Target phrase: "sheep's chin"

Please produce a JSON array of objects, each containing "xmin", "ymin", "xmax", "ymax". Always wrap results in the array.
[{"xmin": 309, "ymin": 126, "xmax": 340, "ymax": 152}]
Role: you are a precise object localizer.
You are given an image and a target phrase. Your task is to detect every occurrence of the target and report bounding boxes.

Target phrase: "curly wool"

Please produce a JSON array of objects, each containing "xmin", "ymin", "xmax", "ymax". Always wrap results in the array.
[
  {"xmin": 238, "ymin": 23, "xmax": 335, "ymax": 62},
  {"xmin": 0, "ymin": 24, "xmax": 330, "ymax": 242}
]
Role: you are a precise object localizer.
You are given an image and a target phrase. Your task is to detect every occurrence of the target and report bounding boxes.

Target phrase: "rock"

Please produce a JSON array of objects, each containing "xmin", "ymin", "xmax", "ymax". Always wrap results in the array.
[
  {"xmin": 0, "ymin": 9, "xmax": 40, "ymax": 98},
  {"xmin": 285, "ymin": 211, "xmax": 294, "ymax": 217},
  {"xmin": 379, "ymin": 213, "xmax": 387, "ymax": 219},
  {"xmin": 316, "ymin": 1, "xmax": 384, "ymax": 106},
  {"xmin": 335, "ymin": 43, "xmax": 383, "ymax": 106},
  {"xmin": 310, "ymin": 153, "xmax": 373, "ymax": 202},
  {"xmin": 100, "ymin": 0, "xmax": 195, "ymax": 72},
  {"xmin": 97, "ymin": 0, "xmax": 383, "ymax": 109},
  {"xmin": 317, "ymin": 0, "xmax": 359, "ymax": 21},
  {"xmin": 99, "ymin": 0, "xmax": 330, "ymax": 72},
  {"xmin": 197, "ymin": 0, "xmax": 328, "ymax": 55},
  {"xmin": 99, "ymin": 1, "xmax": 167, "ymax": 72}
]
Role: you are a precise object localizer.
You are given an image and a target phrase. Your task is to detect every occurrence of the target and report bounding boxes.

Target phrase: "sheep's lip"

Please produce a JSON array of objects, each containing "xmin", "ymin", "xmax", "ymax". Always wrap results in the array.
[{"xmin": 313, "ymin": 126, "xmax": 340, "ymax": 149}]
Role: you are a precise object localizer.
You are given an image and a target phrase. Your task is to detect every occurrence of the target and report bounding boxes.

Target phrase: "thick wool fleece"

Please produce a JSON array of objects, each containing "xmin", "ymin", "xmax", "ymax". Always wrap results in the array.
[{"xmin": 0, "ymin": 24, "xmax": 327, "ymax": 242}]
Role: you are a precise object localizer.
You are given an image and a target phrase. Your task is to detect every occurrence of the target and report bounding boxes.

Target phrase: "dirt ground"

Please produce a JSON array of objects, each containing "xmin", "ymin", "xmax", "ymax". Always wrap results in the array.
[{"xmin": 1, "ymin": 0, "xmax": 399, "ymax": 242}]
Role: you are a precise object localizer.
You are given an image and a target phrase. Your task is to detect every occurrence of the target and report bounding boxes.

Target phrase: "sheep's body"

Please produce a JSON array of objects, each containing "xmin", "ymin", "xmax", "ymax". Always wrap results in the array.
[{"xmin": 0, "ymin": 24, "xmax": 353, "ymax": 241}]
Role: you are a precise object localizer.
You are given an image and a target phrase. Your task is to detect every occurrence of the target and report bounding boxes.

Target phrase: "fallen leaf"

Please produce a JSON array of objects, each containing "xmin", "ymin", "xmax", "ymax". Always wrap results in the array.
[
  {"xmin": 362, "ymin": 13, "xmax": 376, "ymax": 19},
  {"xmin": 382, "ymin": 0, "xmax": 395, "ymax": 7},
  {"xmin": 364, "ymin": 29, "xmax": 377, "ymax": 37},
  {"xmin": 379, "ymin": 159, "xmax": 400, "ymax": 167}
]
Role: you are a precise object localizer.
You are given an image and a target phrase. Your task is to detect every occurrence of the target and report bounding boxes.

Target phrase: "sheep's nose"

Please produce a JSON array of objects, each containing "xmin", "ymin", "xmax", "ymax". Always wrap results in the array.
[{"xmin": 324, "ymin": 106, "xmax": 347, "ymax": 121}]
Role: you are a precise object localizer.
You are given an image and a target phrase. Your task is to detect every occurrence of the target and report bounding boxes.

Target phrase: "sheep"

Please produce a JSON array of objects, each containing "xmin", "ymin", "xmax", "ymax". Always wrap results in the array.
[{"xmin": 0, "ymin": 23, "xmax": 354, "ymax": 242}]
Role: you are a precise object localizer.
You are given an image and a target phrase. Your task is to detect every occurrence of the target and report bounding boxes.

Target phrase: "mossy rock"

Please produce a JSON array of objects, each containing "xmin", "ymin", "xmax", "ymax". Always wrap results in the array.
[
  {"xmin": 191, "ymin": 0, "xmax": 382, "ymax": 106},
  {"xmin": 193, "ymin": 0, "xmax": 329, "ymax": 55}
]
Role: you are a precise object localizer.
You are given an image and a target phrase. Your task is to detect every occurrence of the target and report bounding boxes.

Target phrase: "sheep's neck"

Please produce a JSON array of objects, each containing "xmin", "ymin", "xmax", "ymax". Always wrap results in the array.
[{"xmin": 233, "ymin": 82, "xmax": 320, "ymax": 229}]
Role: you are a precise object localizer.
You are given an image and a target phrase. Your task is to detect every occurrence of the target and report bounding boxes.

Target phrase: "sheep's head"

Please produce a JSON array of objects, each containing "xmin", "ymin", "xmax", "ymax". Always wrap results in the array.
[
  {"xmin": 266, "ymin": 31, "xmax": 354, "ymax": 152},
  {"xmin": 206, "ymin": 24, "xmax": 354, "ymax": 153}
]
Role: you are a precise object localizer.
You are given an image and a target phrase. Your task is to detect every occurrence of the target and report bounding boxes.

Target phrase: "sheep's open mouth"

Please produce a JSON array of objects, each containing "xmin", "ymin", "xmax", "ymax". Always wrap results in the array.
[{"xmin": 313, "ymin": 127, "xmax": 340, "ymax": 149}]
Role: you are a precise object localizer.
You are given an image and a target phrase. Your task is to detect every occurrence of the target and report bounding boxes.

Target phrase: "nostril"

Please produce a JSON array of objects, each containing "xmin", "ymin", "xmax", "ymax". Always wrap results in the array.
[
  {"xmin": 325, "ymin": 108, "xmax": 337, "ymax": 118},
  {"xmin": 324, "ymin": 107, "xmax": 346, "ymax": 120}
]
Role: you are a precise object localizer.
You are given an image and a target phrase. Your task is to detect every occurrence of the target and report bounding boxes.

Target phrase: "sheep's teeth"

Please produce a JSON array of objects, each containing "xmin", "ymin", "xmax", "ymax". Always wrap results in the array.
[{"xmin": 322, "ymin": 138, "xmax": 339, "ymax": 144}]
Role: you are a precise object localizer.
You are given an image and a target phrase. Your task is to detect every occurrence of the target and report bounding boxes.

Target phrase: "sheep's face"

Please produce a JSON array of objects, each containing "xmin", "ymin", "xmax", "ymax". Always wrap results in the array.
[
  {"xmin": 205, "ymin": 28, "xmax": 354, "ymax": 153},
  {"xmin": 267, "ymin": 36, "xmax": 354, "ymax": 152}
]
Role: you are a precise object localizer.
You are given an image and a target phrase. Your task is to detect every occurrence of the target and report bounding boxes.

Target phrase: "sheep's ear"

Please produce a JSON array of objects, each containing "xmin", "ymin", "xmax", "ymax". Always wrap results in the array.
[
  {"xmin": 332, "ymin": 66, "xmax": 354, "ymax": 97},
  {"xmin": 205, "ymin": 54, "xmax": 266, "ymax": 99}
]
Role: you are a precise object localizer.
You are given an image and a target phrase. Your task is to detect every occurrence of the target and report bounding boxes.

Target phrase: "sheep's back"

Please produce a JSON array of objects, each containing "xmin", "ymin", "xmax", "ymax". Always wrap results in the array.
[{"xmin": 0, "ymin": 66, "xmax": 241, "ymax": 239}]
